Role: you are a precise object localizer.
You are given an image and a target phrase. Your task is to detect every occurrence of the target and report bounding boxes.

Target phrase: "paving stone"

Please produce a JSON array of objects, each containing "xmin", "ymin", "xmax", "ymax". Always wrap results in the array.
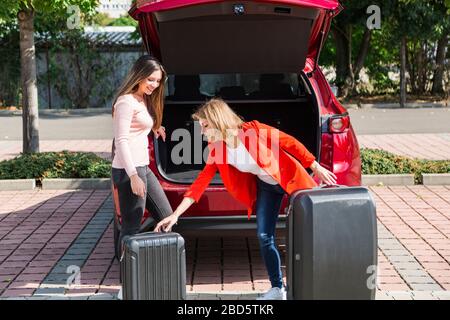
[
  {"xmin": 186, "ymin": 293, "xmax": 199, "ymax": 300},
  {"xmin": 69, "ymin": 240, "xmax": 97, "ymax": 247},
  {"xmin": 25, "ymin": 296, "xmax": 51, "ymax": 300},
  {"xmin": 46, "ymin": 296, "xmax": 70, "ymax": 300},
  {"xmin": 54, "ymin": 259, "xmax": 85, "ymax": 267},
  {"xmin": 411, "ymin": 291, "xmax": 438, "ymax": 300},
  {"xmin": 375, "ymin": 291, "xmax": 395, "ymax": 300},
  {"xmin": 389, "ymin": 291, "xmax": 414, "ymax": 300},
  {"xmin": 44, "ymin": 274, "xmax": 71, "ymax": 281},
  {"xmin": 394, "ymin": 262, "xmax": 423, "ymax": 270},
  {"xmin": 196, "ymin": 293, "xmax": 220, "ymax": 300},
  {"xmin": 388, "ymin": 256, "xmax": 417, "ymax": 263},
  {"xmin": 431, "ymin": 291, "xmax": 450, "ymax": 300},
  {"xmin": 400, "ymin": 275, "xmax": 437, "ymax": 284},
  {"xmin": 88, "ymin": 293, "xmax": 114, "ymax": 300},
  {"xmin": 77, "ymin": 234, "xmax": 102, "ymax": 240},
  {"xmin": 382, "ymin": 249, "xmax": 412, "ymax": 256},
  {"xmin": 36, "ymin": 283, "xmax": 67, "ymax": 289},
  {"xmin": 409, "ymin": 283, "xmax": 443, "ymax": 291},
  {"xmin": 67, "ymin": 296, "xmax": 90, "ymax": 300},
  {"xmin": 34, "ymin": 288, "xmax": 66, "ymax": 295},
  {"xmin": 63, "ymin": 251, "xmax": 92, "ymax": 257},
  {"xmin": 380, "ymin": 244, "xmax": 405, "ymax": 250},
  {"xmin": 379, "ymin": 240, "xmax": 401, "ymax": 247},
  {"xmin": 78, "ymin": 231, "xmax": 104, "ymax": 236},
  {"xmin": 398, "ymin": 269, "xmax": 431, "ymax": 277},
  {"xmin": 237, "ymin": 294, "xmax": 260, "ymax": 300}
]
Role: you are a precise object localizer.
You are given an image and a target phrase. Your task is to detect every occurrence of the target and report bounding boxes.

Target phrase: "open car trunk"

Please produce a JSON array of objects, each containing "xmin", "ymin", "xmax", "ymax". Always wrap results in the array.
[
  {"xmin": 155, "ymin": 76, "xmax": 319, "ymax": 183},
  {"xmin": 130, "ymin": 0, "xmax": 341, "ymax": 74}
]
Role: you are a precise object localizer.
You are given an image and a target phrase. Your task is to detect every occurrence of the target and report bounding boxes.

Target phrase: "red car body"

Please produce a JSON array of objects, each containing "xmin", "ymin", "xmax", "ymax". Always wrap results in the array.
[{"xmin": 112, "ymin": 0, "xmax": 361, "ymax": 249}]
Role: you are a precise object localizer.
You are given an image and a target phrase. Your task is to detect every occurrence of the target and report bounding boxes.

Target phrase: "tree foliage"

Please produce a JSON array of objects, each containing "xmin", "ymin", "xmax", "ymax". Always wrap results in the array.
[{"xmin": 321, "ymin": 0, "xmax": 449, "ymax": 97}]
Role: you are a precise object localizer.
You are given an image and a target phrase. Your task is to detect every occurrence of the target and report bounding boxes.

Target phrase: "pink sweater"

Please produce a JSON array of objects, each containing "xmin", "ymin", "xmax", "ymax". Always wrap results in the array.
[{"xmin": 112, "ymin": 94, "xmax": 154, "ymax": 177}]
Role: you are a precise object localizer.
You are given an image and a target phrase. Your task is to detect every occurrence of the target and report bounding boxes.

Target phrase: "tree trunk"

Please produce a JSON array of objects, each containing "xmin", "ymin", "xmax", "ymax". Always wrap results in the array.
[
  {"xmin": 332, "ymin": 25, "xmax": 353, "ymax": 97},
  {"xmin": 432, "ymin": 34, "xmax": 447, "ymax": 94},
  {"xmin": 18, "ymin": 7, "xmax": 39, "ymax": 153},
  {"xmin": 351, "ymin": 28, "xmax": 372, "ymax": 96},
  {"xmin": 415, "ymin": 43, "xmax": 426, "ymax": 94},
  {"xmin": 406, "ymin": 41, "xmax": 419, "ymax": 94},
  {"xmin": 400, "ymin": 37, "xmax": 407, "ymax": 108},
  {"xmin": 46, "ymin": 41, "xmax": 52, "ymax": 109},
  {"xmin": 353, "ymin": 28, "xmax": 372, "ymax": 81}
]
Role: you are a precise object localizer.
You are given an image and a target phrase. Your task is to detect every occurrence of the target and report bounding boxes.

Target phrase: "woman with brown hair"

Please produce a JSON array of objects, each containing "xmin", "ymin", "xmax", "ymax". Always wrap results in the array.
[
  {"xmin": 155, "ymin": 98, "xmax": 336, "ymax": 300},
  {"xmin": 111, "ymin": 55, "xmax": 173, "ymax": 254}
]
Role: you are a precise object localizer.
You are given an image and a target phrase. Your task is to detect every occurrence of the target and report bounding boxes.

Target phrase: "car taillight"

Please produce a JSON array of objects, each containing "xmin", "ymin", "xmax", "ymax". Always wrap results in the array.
[{"xmin": 329, "ymin": 115, "xmax": 350, "ymax": 133}]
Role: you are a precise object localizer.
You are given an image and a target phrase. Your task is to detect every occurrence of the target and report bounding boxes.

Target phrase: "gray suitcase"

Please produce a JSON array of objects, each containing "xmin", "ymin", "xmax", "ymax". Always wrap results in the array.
[
  {"xmin": 121, "ymin": 231, "xmax": 186, "ymax": 300},
  {"xmin": 286, "ymin": 186, "xmax": 377, "ymax": 300}
]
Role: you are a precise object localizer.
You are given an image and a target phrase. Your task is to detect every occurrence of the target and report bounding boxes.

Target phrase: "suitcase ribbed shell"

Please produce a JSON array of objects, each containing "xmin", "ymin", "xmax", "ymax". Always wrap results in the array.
[
  {"xmin": 121, "ymin": 232, "xmax": 186, "ymax": 300},
  {"xmin": 286, "ymin": 186, "xmax": 377, "ymax": 300}
]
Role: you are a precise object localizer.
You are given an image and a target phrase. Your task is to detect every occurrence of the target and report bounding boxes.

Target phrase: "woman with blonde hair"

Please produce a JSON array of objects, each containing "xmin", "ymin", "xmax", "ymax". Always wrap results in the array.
[
  {"xmin": 111, "ymin": 55, "xmax": 173, "ymax": 256},
  {"xmin": 155, "ymin": 98, "xmax": 336, "ymax": 300}
]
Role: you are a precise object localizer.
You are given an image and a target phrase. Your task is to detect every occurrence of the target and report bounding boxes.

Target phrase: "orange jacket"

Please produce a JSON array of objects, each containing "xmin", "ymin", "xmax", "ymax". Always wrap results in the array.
[{"xmin": 184, "ymin": 120, "xmax": 317, "ymax": 218}]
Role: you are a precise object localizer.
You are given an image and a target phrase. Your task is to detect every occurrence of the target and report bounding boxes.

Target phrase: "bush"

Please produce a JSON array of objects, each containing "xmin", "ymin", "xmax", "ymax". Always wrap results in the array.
[
  {"xmin": 361, "ymin": 148, "xmax": 450, "ymax": 183},
  {"xmin": 0, "ymin": 151, "xmax": 111, "ymax": 180},
  {"xmin": 0, "ymin": 149, "xmax": 448, "ymax": 184}
]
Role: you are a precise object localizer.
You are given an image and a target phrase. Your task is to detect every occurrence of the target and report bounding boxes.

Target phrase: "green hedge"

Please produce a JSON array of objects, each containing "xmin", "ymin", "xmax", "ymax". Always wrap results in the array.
[
  {"xmin": 361, "ymin": 148, "xmax": 450, "ymax": 184},
  {"xmin": 0, "ymin": 151, "xmax": 111, "ymax": 180},
  {"xmin": 0, "ymin": 149, "xmax": 448, "ymax": 184}
]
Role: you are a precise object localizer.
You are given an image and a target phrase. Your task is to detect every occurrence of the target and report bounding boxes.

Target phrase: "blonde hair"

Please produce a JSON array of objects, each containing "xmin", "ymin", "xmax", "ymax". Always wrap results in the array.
[
  {"xmin": 112, "ymin": 55, "xmax": 167, "ymax": 130},
  {"xmin": 192, "ymin": 98, "xmax": 244, "ymax": 140}
]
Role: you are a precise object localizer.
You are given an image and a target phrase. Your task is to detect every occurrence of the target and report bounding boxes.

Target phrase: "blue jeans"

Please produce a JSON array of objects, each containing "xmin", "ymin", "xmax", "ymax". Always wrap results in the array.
[{"xmin": 255, "ymin": 178, "xmax": 286, "ymax": 289}]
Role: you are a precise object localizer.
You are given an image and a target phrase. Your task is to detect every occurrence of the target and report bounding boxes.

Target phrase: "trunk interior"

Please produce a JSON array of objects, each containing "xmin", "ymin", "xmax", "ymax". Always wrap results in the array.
[{"xmin": 155, "ymin": 80, "xmax": 319, "ymax": 183}]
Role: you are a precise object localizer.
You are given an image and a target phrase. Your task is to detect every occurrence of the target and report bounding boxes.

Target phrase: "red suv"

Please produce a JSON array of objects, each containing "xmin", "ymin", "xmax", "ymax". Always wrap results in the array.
[{"xmin": 112, "ymin": 0, "xmax": 361, "ymax": 256}]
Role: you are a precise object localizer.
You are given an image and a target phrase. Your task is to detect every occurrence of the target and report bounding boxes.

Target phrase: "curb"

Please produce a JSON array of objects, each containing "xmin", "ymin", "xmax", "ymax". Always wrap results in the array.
[
  {"xmin": 0, "ymin": 179, "xmax": 35, "ymax": 191},
  {"xmin": 0, "ymin": 174, "xmax": 449, "ymax": 191},
  {"xmin": 422, "ymin": 173, "xmax": 450, "ymax": 185},
  {"xmin": 344, "ymin": 101, "xmax": 448, "ymax": 110},
  {"xmin": 0, "ymin": 108, "xmax": 110, "ymax": 116},
  {"xmin": 361, "ymin": 174, "xmax": 415, "ymax": 186},
  {"xmin": 41, "ymin": 178, "xmax": 111, "ymax": 190}
]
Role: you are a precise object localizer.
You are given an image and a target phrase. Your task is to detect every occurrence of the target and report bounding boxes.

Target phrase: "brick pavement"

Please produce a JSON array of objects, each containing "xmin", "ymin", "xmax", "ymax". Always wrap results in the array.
[
  {"xmin": 0, "ymin": 186, "xmax": 449, "ymax": 300},
  {"xmin": 358, "ymin": 133, "xmax": 450, "ymax": 160}
]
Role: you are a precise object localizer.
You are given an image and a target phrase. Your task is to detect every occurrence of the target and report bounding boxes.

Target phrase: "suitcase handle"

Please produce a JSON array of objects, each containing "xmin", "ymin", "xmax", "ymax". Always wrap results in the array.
[{"xmin": 316, "ymin": 183, "xmax": 342, "ymax": 189}]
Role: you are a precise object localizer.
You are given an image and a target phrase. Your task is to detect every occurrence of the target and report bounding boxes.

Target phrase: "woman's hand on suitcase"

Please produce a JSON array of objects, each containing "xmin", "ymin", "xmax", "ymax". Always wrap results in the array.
[
  {"xmin": 310, "ymin": 161, "xmax": 337, "ymax": 185},
  {"xmin": 154, "ymin": 198, "xmax": 194, "ymax": 232},
  {"xmin": 130, "ymin": 174, "xmax": 146, "ymax": 198},
  {"xmin": 154, "ymin": 214, "xmax": 178, "ymax": 232}
]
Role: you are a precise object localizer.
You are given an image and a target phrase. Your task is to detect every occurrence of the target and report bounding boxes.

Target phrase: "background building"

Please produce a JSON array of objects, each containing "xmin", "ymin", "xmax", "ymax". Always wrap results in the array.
[{"xmin": 97, "ymin": 0, "xmax": 132, "ymax": 18}]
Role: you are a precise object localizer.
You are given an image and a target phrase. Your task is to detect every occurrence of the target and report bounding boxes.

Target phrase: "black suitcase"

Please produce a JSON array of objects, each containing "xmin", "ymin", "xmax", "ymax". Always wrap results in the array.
[
  {"xmin": 120, "ymin": 231, "xmax": 186, "ymax": 300},
  {"xmin": 286, "ymin": 186, "xmax": 377, "ymax": 300}
]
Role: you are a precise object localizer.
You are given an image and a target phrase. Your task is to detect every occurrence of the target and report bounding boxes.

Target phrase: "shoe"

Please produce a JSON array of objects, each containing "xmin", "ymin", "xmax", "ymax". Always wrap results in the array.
[
  {"xmin": 257, "ymin": 287, "xmax": 287, "ymax": 300},
  {"xmin": 117, "ymin": 287, "xmax": 123, "ymax": 300}
]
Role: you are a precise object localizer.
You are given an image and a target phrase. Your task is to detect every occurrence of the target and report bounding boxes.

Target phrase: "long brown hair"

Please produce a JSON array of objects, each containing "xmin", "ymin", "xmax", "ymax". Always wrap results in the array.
[
  {"xmin": 192, "ymin": 98, "xmax": 244, "ymax": 140},
  {"xmin": 112, "ymin": 55, "xmax": 167, "ymax": 129}
]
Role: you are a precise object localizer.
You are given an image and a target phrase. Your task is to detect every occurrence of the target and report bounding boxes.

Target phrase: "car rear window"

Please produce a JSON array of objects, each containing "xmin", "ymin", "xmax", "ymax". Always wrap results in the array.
[{"xmin": 165, "ymin": 73, "xmax": 304, "ymax": 101}]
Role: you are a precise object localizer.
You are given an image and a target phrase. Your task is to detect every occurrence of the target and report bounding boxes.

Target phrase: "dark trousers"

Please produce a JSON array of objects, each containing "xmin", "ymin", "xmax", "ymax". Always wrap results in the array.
[
  {"xmin": 255, "ymin": 178, "xmax": 286, "ymax": 289},
  {"xmin": 112, "ymin": 166, "xmax": 173, "ymax": 251}
]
